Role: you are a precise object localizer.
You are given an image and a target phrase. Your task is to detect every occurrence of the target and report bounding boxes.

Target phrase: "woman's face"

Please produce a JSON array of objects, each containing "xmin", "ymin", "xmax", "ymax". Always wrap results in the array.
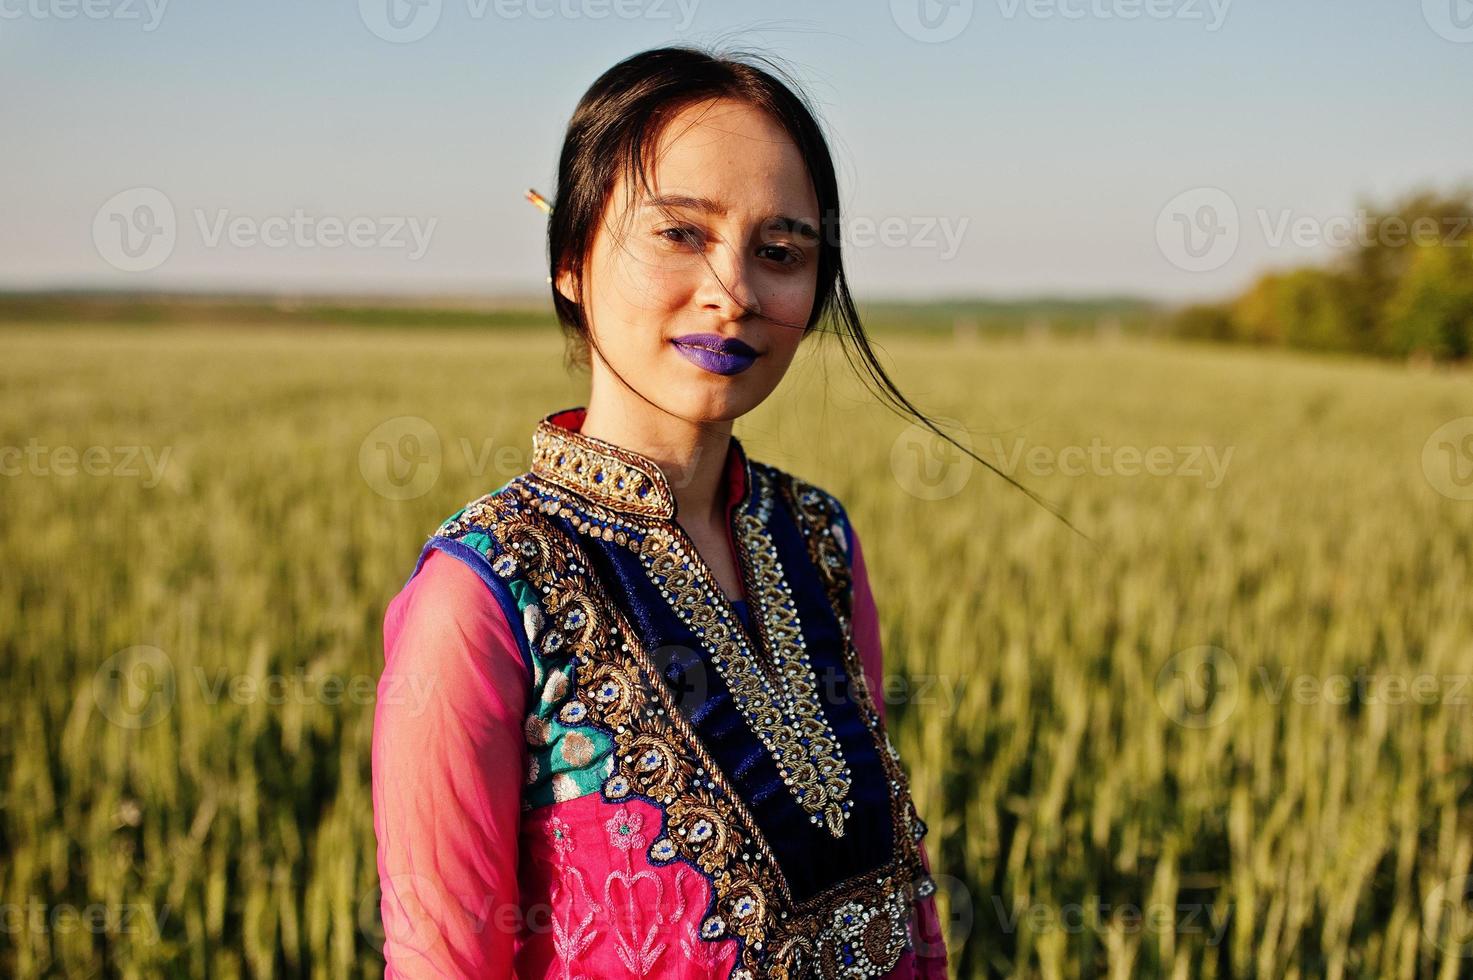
[{"xmin": 558, "ymin": 97, "xmax": 822, "ymax": 424}]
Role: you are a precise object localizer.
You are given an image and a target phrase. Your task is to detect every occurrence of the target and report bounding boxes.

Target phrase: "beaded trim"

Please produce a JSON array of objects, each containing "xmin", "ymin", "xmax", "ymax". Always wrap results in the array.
[
  {"xmin": 526, "ymin": 406, "xmax": 852, "ymax": 833},
  {"xmin": 529, "ymin": 407, "xmax": 688, "ymax": 519},
  {"xmin": 639, "ymin": 479, "xmax": 853, "ymax": 836}
]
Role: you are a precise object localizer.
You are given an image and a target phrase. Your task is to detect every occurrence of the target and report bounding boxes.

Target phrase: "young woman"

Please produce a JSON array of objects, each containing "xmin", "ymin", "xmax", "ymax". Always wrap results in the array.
[{"xmin": 372, "ymin": 45, "xmax": 959, "ymax": 979}]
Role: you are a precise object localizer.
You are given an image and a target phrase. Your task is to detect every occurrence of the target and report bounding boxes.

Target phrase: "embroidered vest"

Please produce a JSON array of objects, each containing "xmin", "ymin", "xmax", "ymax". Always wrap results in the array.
[{"xmin": 417, "ymin": 406, "xmax": 936, "ymax": 979}]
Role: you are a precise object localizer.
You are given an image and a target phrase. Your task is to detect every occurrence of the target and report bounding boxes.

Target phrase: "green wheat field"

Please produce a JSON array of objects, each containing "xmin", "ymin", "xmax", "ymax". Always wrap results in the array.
[{"xmin": 2, "ymin": 317, "xmax": 1471, "ymax": 978}]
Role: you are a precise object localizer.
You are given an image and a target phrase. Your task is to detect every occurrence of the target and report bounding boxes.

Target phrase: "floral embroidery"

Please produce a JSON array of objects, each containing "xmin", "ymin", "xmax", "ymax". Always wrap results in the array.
[
  {"xmin": 544, "ymin": 816, "xmax": 602, "ymax": 980},
  {"xmin": 605, "ymin": 806, "xmax": 647, "ymax": 851},
  {"xmin": 547, "ymin": 816, "xmax": 575, "ymax": 856},
  {"xmin": 536, "ymin": 801, "xmax": 743, "ymax": 978}
]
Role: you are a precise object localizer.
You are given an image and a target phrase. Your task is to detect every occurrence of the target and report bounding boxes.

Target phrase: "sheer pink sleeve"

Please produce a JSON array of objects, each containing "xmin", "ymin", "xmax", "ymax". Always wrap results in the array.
[
  {"xmin": 850, "ymin": 525, "xmax": 951, "ymax": 979},
  {"xmin": 372, "ymin": 547, "xmax": 530, "ymax": 978}
]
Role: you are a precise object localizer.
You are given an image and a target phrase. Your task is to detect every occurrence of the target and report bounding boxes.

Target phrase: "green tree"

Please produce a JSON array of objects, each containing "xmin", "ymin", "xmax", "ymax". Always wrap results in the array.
[{"xmin": 1383, "ymin": 241, "xmax": 1473, "ymax": 361}]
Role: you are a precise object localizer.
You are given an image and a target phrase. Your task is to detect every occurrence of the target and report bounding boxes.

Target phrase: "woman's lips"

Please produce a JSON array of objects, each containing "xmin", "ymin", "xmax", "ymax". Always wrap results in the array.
[{"xmin": 669, "ymin": 334, "xmax": 758, "ymax": 376}]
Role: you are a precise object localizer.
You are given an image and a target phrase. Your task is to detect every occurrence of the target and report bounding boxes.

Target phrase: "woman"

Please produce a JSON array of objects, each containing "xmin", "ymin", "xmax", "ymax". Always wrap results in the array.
[{"xmin": 373, "ymin": 45, "xmax": 957, "ymax": 978}]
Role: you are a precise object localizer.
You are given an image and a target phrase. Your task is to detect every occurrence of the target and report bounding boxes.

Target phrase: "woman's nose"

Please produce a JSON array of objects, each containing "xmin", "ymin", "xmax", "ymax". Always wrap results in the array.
[{"xmin": 699, "ymin": 244, "xmax": 761, "ymax": 318}]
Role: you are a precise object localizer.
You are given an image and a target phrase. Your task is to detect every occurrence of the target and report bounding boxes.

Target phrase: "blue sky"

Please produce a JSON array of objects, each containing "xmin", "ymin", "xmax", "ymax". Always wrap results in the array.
[{"xmin": 3, "ymin": 0, "xmax": 1470, "ymax": 301}]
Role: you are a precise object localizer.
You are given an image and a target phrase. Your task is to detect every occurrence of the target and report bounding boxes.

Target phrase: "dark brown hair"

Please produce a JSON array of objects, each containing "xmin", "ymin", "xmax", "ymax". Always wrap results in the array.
[{"xmin": 546, "ymin": 44, "xmax": 1088, "ymax": 541}]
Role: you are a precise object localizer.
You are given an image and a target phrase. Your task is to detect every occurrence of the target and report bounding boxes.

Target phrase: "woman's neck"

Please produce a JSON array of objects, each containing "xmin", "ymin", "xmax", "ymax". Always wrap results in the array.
[{"xmin": 577, "ymin": 389, "xmax": 734, "ymax": 528}]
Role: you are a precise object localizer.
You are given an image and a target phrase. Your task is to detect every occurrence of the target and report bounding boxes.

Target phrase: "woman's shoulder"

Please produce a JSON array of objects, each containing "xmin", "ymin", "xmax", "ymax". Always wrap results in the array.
[
  {"xmin": 426, "ymin": 475, "xmax": 533, "ymax": 549},
  {"xmin": 747, "ymin": 459, "xmax": 858, "ymax": 567},
  {"xmin": 383, "ymin": 477, "xmax": 544, "ymax": 681}
]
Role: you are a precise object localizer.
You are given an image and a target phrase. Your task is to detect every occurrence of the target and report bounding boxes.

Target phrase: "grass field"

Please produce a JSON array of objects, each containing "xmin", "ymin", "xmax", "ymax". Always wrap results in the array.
[{"xmin": 2, "ymin": 320, "xmax": 1471, "ymax": 978}]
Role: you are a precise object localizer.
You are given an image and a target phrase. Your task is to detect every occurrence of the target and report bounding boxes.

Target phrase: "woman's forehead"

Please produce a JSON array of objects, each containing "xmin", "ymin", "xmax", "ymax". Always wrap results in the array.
[{"xmin": 617, "ymin": 106, "xmax": 817, "ymax": 219}]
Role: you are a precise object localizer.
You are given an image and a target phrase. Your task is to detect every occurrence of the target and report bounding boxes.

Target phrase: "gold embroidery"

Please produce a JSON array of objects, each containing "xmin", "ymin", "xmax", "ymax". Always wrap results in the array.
[
  {"xmin": 528, "ymin": 408, "xmax": 854, "ymax": 836},
  {"xmin": 639, "ymin": 520, "xmax": 853, "ymax": 835},
  {"xmin": 530, "ymin": 409, "xmax": 680, "ymax": 519},
  {"xmin": 464, "ymin": 406, "xmax": 938, "ymax": 977},
  {"xmin": 441, "ymin": 474, "xmax": 936, "ymax": 979}
]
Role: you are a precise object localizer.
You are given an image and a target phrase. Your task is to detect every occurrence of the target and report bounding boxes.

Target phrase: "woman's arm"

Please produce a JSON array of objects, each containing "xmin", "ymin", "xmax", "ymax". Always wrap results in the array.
[
  {"xmin": 372, "ymin": 548, "xmax": 530, "ymax": 977},
  {"xmin": 849, "ymin": 524, "xmax": 951, "ymax": 979}
]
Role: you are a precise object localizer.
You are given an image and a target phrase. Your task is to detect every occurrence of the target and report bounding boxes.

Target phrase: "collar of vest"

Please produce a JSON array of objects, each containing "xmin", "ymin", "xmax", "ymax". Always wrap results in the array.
[{"xmin": 529, "ymin": 405, "xmax": 752, "ymax": 522}]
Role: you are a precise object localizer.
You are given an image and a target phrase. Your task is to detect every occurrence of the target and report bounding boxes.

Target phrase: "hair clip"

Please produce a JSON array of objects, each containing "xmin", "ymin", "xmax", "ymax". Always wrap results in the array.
[{"xmin": 525, "ymin": 188, "xmax": 553, "ymax": 215}]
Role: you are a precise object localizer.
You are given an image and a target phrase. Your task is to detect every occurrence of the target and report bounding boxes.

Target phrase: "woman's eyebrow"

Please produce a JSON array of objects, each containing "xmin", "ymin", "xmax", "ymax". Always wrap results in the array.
[
  {"xmin": 642, "ymin": 194, "xmax": 818, "ymax": 240},
  {"xmin": 643, "ymin": 193, "xmax": 726, "ymax": 215}
]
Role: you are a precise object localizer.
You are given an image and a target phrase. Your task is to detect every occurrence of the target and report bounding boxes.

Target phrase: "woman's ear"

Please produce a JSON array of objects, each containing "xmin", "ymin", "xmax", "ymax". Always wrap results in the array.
[{"xmin": 554, "ymin": 267, "xmax": 579, "ymax": 306}]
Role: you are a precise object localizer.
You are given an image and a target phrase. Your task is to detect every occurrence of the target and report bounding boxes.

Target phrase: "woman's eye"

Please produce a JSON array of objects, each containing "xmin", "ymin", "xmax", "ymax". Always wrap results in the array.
[
  {"xmin": 758, "ymin": 243, "xmax": 803, "ymax": 267},
  {"xmin": 658, "ymin": 226, "xmax": 702, "ymax": 247}
]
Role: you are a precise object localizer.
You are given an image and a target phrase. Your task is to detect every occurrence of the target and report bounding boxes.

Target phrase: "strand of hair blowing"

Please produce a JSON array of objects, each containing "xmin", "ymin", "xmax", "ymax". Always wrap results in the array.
[{"xmin": 545, "ymin": 44, "xmax": 1095, "ymax": 547}]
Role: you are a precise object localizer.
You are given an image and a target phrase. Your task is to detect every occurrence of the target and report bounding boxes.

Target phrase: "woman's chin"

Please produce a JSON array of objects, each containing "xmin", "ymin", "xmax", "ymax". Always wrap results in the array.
[{"xmin": 662, "ymin": 376, "xmax": 765, "ymax": 424}]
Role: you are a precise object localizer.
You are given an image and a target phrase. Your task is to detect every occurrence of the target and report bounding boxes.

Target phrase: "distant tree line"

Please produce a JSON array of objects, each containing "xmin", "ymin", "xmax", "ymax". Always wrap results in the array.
[{"xmin": 1171, "ymin": 189, "xmax": 1473, "ymax": 362}]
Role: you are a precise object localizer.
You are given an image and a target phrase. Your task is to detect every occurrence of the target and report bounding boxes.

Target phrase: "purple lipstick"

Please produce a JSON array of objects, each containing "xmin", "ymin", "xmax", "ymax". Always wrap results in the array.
[{"xmin": 669, "ymin": 333, "xmax": 759, "ymax": 376}]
